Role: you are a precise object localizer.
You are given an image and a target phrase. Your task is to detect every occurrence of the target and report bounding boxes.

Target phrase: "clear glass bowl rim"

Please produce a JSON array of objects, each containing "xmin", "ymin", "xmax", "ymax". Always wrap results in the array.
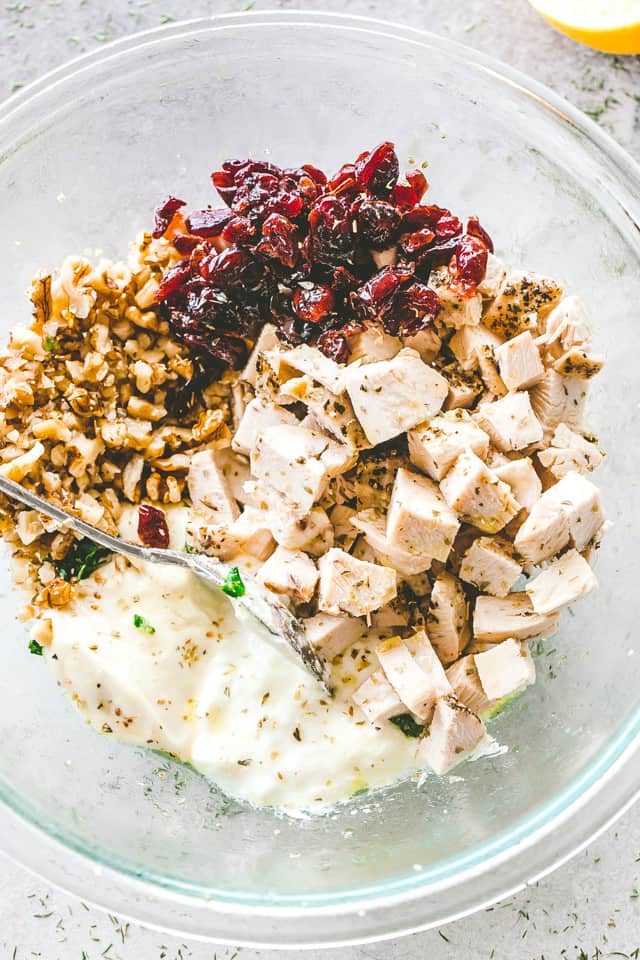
[{"xmin": 1, "ymin": 10, "xmax": 639, "ymax": 949}]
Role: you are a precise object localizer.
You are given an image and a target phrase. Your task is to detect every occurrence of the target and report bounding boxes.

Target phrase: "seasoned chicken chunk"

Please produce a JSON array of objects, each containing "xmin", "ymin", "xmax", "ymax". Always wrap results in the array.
[
  {"xmin": 428, "ymin": 265, "xmax": 483, "ymax": 329},
  {"xmin": 352, "ymin": 670, "xmax": 405, "ymax": 725},
  {"xmin": 188, "ymin": 448, "xmax": 239, "ymax": 524},
  {"xmin": 354, "ymin": 444, "xmax": 408, "ymax": 512},
  {"xmin": 477, "ymin": 252, "xmax": 506, "ymax": 299},
  {"xmin": 187, "ymin": 504, "xmax": 276, "ymax": 562},
  {"xmin": 387, "ymin": 467, "xmax": 460, "ymax": 562},
  {"xmin": 440, "ymin": 451, "xmax": 520, "ymax": 534},
  {"xmin": 376, "ymin": 632, "xmax": 452, "ymax": 721},
  {"xmin": 343, "ymin": 348, "xmax": 448, "ymax": 445},
  {"xmin": 473, "ymin": 593, "xmax": 558, "ymax": 643},
  {"xmin": 494, "ymin": 457, "xmax": 542, "ymax": 513},
  {"xmin": 475, "ymin": 392, "xmax": 543, "ymax": 452},
  {"xmin": 271, "ymin": 505, "xmax": 334, "ymax": 557},
  {"xmin": 494, "ymin": 330, "xmax": 545, "ymax": 391},
  {"xmin": 427, "ymin": 571, "xmax": 471, "ymax": 665},
  {"xmin": 541, "ymin": 295, "xmax": 592, "ymax": 355},
  {"xmin": 449, "ymin": 323, "xmax": 504, "ymax": 372},
  {"xmin": 408, "ymin": 410, "xmax": 490, "ymax": 482},
  {"xmin": 258, "ymin": 545, "xmax": 319, "ymax": 603},
  {"xmin": 529, "ymin": 369, "xmax": 588, "ymax": 434},
  {"xmin": 475, "ymin": 638, "xmax": 536, "ymax": 701},
  {"xmin": 279, "ymin": 376, "xmax": 367, "ymax": 449},
  {"xmin": 543, "ymin": 472, "xmax": 606, "ymax": 552},
  {"xmin": 483, "ymin": 270, "xmax": 563, "ymax": 339},
  {"xmin": 526, "ymin": 548, "xmax": 597, "ymax": 614},
  {"xmin": 241, "ymin": 323, "xmax": 279, "ymax": 385},
  {"xmin": 552, "ymin": 347, "xmax": 604, "ymax": 380},
  {"xmin": 403, "ymin": 327, "xmax": 442, "ymax": 363},
  {"xmin": 283, "ymin": 344, "xmax": 346, "ymax": 392},
  {"xmin": 352, "ymin": 509, "xmax": 433, "ymax": 576},
  {"xmin": 536, "ymin": 423, "xmax": 603, "ymax": 480},
  {"xmin": 420, "ymin": 696, "xmax": 486, "ymax": 775},
  {"xmin": 303, "ymin": 612, "xmax": 363, "ymax": 661},
  {"xmin": 232, "ymin": 398, "xmax": 297, "ymax": 456},
  {"xmin": 347, "ymin": 325, "xmax": 400, "ymax": 364},
  {"xmin": 317, "ymin": 547, "xmax": 397, "ymax": 617},
  {"xmin": 446, "ymin": 656, "xmax": 495, "ymax": 716},
  {"xmin": 251, "ymin": 424, "xmax": 330, "ymax": 517},
  {"xmin": 459, "ymin": 536, "xmax": 522, "ymax": 597},
  {"xmin": 439, "ymin": 362, "xmax": 484, "ymax": 411}
]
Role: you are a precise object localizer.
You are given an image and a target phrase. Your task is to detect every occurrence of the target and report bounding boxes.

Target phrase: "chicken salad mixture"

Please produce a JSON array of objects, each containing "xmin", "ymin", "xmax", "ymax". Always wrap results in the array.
[{"xmin": 0, "ymin": 143, "xmax": 607, "ymax": 812}]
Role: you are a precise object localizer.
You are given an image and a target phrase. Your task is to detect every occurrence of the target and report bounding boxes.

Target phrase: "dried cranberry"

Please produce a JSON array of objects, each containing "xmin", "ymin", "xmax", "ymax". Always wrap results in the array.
[
  {"xmin": 414, "ymin": 238, "xmax": 460, "ymax": 277},
  {"xmin": 406, "ymin": 169, "xmax": 428, "ymax": 202},
  {"xmin": 401, "ymin": 204, "xmax": 446, "ymax": 231},
  {"xmin": 185, "ymin": 208, "xmax": 234, "ymax": 238},
  {"xmin": 200, "ymin": 246, "xmax": 254, "ymax": 287},
  {"xmin": 211, "ymin": 169, "xmax": 236, "ymax": 207},
  {"xmin": 452, "ymin": 234, "xmax": 488, "ymax": 294},
  {"xmin": 153, "ymin": 196, "xmax": 186, "ymax": 239},
  {"xmin": 327, "ymin": 163, "xmax": 358, "ymax": 198},
  {"xmin": 435, "ymin": 213, "xmax": 463, "ymax": 240},
  {"xmin": 467, "ymin": 215, "xmax": 494, "ymax": 254},
  {"xmin": 308, "ymin": 195, "xmax": 353, "ymax": 266},
  {"xmin": 221, "ymin": 216, "xmax": 257, "ymax": 245},
  {"xmin": 351, "ymin": 265, "xmax": 414, "ymax": 321},
  {"xmin": 301, "ymin": 163, "xmax": 328, "ymax": 188},
  {"xmin": 357, "ymin": 200, "xmax": 401, "ymax": 250},
  {"xmin": 292, "ymin": 283, "xmax": 335, "ymax": 324},
  {"xmin": 207, "ymin": 335, "xmax": 248, "ymax": 368},
  {"xmin": 155, "ymin": 260, "xmax": 191, "ymax": 302},
  {"xmin": 138, "ymin": 504, "xmax": 170, "ymax": 549},
  {"xmin": 317, "ymin": 328, "xmax": 349, "ymax": 363},
  {"xmin": 355, "ymin": 142, "xmax": 399, "ymax": 197},
  {"xmin": 391, "ymin": 182, "xmax": 418, "ymax": 209},
  {"xmin": 399, "ymin": 228, "xmax": 435, "ymax": 258},
  {"xmin": 257, "ymin": 213, "xmax": 299, "ymax": 268},
  {"xmin": 172, "ymin": 234, "xmax": 200, "ymax": 255},
  {"xmin": 389, "ymin": 282, "xmax": 440, "ymax": 336}
]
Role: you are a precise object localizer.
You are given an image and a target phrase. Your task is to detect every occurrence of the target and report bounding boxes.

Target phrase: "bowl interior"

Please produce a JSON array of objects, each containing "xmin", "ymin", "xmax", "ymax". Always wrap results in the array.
[{"xmin": 0, "ymin": 12, "xmax": 639, "ymax": 928}]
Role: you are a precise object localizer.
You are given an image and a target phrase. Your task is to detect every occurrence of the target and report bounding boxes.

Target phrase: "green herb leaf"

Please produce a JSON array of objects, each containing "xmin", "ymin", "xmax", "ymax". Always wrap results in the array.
[
  {"xmin": 133, "ymin": 613, "xmax": 156, "ymax": 635},
  {"xmin": 28, "ymin": 638, "xmax": 43, "ymax": 656},
  {"xmin": 53, "ymin": 538, "xmax": 111, "ymax": 582},
  {"xmin": 42, "ymin": 335, "xmax": 60, "ymax": 353},
  {"xmin": 389, "ymin": 713, "xmax": 425, "ymax": 738},
  {"xmin": 220, "ymin": 566, "xmax": 245, "ymax": 598}
]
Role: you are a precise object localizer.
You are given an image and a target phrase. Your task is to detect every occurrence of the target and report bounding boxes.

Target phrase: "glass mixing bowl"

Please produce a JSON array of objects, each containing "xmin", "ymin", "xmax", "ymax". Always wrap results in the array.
[{"xmin": 0, "ymin": 11, "xmax": 639, "ymax": 949}]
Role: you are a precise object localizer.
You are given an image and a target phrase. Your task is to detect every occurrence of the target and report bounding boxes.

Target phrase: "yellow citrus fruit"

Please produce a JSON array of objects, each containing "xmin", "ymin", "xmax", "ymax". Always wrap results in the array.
[{"xmin": 528, "ymin": 0, "xmax": 640, "ymax": 53}]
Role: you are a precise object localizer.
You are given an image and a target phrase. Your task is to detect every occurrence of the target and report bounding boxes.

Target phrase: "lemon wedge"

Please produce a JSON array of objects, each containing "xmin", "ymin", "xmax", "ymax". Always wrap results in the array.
[{"xmin": 529, "ymin": 0, "xmax": 640, "ymax": 52}]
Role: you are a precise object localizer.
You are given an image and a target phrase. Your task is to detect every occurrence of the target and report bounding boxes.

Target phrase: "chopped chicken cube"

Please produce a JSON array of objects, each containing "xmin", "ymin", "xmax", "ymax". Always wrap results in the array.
[
  {"xmin": 428, "ymin": 266, "xmax": 483, "ymax": 329},
  {"xmin": 303, "ymin": 612, "xmax": 363, "ymax": 661},
  {"xmin": 355, "ymin": 445, "xmax": 408, "ymax": 512},
  {"xmin": 494, "ymin": 330, "xmax": 545, "ymax": 391},
  {"xmin": 187, "ymin": 448, "xmax": 239, "ymax": 524},
  {"xmin": 282, "ymin": 344, "xmax": 346, "ymax": 392},
  {"xmin": 281, "ymin": 375, "xmax": 367, "ymax": 449},
  {"xmin": 214, "ymin": 449, "xmax": 252, "ymax": 505},
  {"xmin": 440, "ymin": 451, "xmax": 520, "ymax": 534},
  {"xmin": 427, "ymin": 571, "xmax": 471, "ymax": 665},
  {"xmin": 377, "ymin": 632, "xmax": 452, "ymax": 720},
  {"xmin": 352, "ymin": 670, "xmax": 405, "ymax": 724},
  {"xmin": 241, "ymin": 323, "xmax": 279, "ymax": 385},
  {"xmin": 521, "ymin": 471, "xmax": 605, "ymax": 556},
  {"xmin": 475, "ymin": 392, "xmax": 543, "ymax": 452},
  {"xmin": 542, "ymin": 295, "xmax": 592, "ymax": 354},
  {"xmin": 351, "ymin": 509, "xmax": 432, "ymax": 576},
  {"xmin": 449, "ymin": 324, "xmax": 504, "ymax": 372},
  {"xmin": 477, "ymin": 252, "xmax": 506, "ymax": 298},
  {"xmin": 553, "ymin": 347, "xmax": 605, "ymax": 380},
  {"xmin": 258, "ymin": 545, "xmax": 318, "ymax": 603},
  {"xmin": 371, "ymin": 597, "xmax": 412, "ymax": 629},
  {"xmin": 513, "ymin": 494, "xmax": 570, "ymax": 563},
  {"xmin": 459, "ymin": 536, "xmax": 522, "ymax": 597},
  {"xmin": 446, "ymin": 656, "xmax": 495, "ymax": 716},
  {"xmin": 537, "ymin": 423, "xmax": 603, "ymax": 479},
  {"xmin": 272, "ymin": 505, "xmax": 334, "ymax": 557},
  {"xmin": 186, "ymin": 505, "xmax": 275, "ymax": 562},
  {"xmin": 473, "ymin": 593, "xmax": 558, "ymax": 643},
  {"xmin": 526, "ymin": 548, "xmax": 597, "ymax": 615},
  {"xmin": 232, "ymin": 398, "xmax": 297, "ymax": 456},
  {"xmin": 439, "ymin": 362, "xmax": 484, "ymax": 410},
  {"xmin": 420, "ymin": 696, "xmax": 486, "ymax": 774},
  {"xmin": 494, "ymin": 457, "xmax": 542, "ymax": 513},
  {"xmin": 483, "ymin": 270, "xmax": 563, "ymax": 338},
  {"xmin": 254, "ymin": 347, "xmax": 299, "ymax": 401},
  {"xmin": 475, "ymin": 639, "xmax": 536, "ymax": 701},
  {"xmin": 250, "ymin": 424, "xmax": 329, "ymax": 516},
  {"xmin": 317, "ymin": 547, "xmax": 396, "ymax": 617},
  {"xmin": 403, "ymin": 327, "xmax": 442, "ymax": 363},
  {"xmin": 319, "ymin": 437, "xmax": 359, "ymax": 478},
  {"xmin": 408, "ymin": 410, "xmax": 490, "ymax": 481},
  {"xmin": 347, "ymin": 326, "xmax": 400, "ymax": 364},
  {"xmin": 476, "ymin": 344, "xmax": 508, "ymax": 398},
  {"xmin": 387, "ymin": 467, "xmax": 460, "ymax": 562},
  {"xmin": 529, "ymin": 369, "xmax": 587, "ymax": 434},
  {"xmin": 344, "ymin": 348, "xmax": 448, "ymax": 445}
]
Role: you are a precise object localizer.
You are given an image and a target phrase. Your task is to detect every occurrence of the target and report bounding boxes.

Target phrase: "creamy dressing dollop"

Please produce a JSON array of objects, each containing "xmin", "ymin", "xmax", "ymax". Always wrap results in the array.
[{"xmin": 44, "ymin": 507, "xmax": 420, "ymax": 812}]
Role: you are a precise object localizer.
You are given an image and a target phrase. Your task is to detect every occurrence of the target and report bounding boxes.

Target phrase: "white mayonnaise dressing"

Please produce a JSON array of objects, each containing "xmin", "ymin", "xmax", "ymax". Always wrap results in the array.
[{"xmin": 44, "ymin": 507, "xmax": 420, "ymax": 813}]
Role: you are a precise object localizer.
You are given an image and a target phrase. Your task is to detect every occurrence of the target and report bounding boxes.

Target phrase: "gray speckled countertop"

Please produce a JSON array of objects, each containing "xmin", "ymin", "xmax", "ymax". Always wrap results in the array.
[{"xmin": 1, "ymin": 2, "xmax": 639, "ymax": 957}]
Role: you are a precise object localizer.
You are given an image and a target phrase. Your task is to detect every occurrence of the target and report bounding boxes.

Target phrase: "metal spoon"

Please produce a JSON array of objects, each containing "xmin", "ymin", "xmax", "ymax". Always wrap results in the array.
[{"xmin": 0, "ymin": 476, "xmax": 331, "ymax": 693}]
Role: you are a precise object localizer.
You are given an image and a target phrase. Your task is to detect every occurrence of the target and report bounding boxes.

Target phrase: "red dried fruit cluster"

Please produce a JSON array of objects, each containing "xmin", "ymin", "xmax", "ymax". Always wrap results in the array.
[
  {"xmin": 152, "ymin": 142, "xmax": 493, "ymax": 382},
  {"xmin": 138, "ymin": 504, "xmax": 170, "ymax": 549}
]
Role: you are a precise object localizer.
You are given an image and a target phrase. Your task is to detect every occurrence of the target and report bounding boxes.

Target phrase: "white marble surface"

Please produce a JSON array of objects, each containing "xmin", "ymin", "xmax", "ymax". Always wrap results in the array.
[{"xmin": 1, "ymin": 1, "xmax": 639, "ymax": 956}]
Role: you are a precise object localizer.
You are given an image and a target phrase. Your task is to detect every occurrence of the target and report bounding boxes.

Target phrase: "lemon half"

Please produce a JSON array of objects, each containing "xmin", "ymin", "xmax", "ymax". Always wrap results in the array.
[{"xmin": 529, "ymin": 0, "xmax": 640, "ymax": 53}]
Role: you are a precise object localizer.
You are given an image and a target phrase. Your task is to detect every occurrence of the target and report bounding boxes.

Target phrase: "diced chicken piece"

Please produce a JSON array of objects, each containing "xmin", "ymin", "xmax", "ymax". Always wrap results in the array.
[
  {"xmin": 355, "ymin": 445, "xmax": 408, "ymax": 512},
  {"xmin": 371, "ymin": 246, "xmax": 398, "ymax": 269},
  {"xmin": 553, "ymin": 348, "xmax": 605, "ymax": 380},
  {"xmin": 188, "ymin": 448, "xmax": 239, "ymax": 524},
  {"xmin": 459, "ymin": 536, "xmax": 522, "ymax": 597},
  {"xmin": 185, "ymin": 505, "xmax": 275, "ymax": 562},
  {"xmin": 529, "ymin": 369, "xmax": 588, "ymax": 434},
  {"xmin": 215, "ymin": 449, "xmax": 253, "ymax": 505},
  {"xmin": 232, "ymin": 398, "xmax": 298, "ymax": 455},
  {"xmin": 440, "ymin": 451, "xmax": 520, "ymax": 534},
  {"xmin": 387, "ymin": 467, "xmax": 460, "ymax": 562},
  {"xmin": 438, "ymin": 362, "xmax": 484, "ymax": 411},
  {"xmin": 347, "ymin": 325, "xmax": 400, "ymax": 364},
  {"xmin": 408, "ymin": 410, "xmax": 490, "ymax": 481},
  {"xmin": 280, "ymin": 376, "xmax": 367, "ymax": 449},
  {"xmin": 428, "ymin": 265, "xmax": 483, "ymax": 329},
  {"xmin": 446, "ymin": 656, "xmax": 495, "ymax": 716},
  {"xmin": 494, "ymin": 330, "xmax": 545, "ymax": 391},
  {"xmin": 319, "ymin": 437, "xmax": 359, "ymax": 478},
  {"xmin": 343, "ymin": 348, "xmax": 448, "ymax": 445},
  {"xmin": 473, "ymin": 593, "xmax": 558, "ymax": 643},
  {"xmin": 541, "ymin": 295, "xmax": 592, "ymax": 355},
  {"xmin": 254, "ymin": 347, "xmax": 299, "ymax": 400},
  {"xmin": 329, "ymin": 504, "xmax": 359, "ymax": 552},
  {"xmin": 476, "ymin": 345, "xmax": 508, "ymax": 398},
  {"xmin": 371, "ymin": 596, "xmax": 412, "ymax": 629},
  {"xmin": 537, "ymin": 423, "xmax": 603, "ymax": 480},
  {"xmin": 351, "ymin": 509, "xmax": 432, "ymax": 576},
  {"xmin": 258, "ymin": 545, "xmax": 318, "ymax": 603},
  {"xmin": 475, "ymin": 392, "xmax": 543, "ymax": 452},
  {"xmin": 475, "ymin": 639, "xmax": 536, "ymax": 701},
  {"xmin": 281, "ymin": 344, "xmax": 346, "ymax": 393},
  {"xmin": 477, "ymin": 252, "xmax": 506, "ymax": 299},
  {"xmin": 513, "ymin": 493, "xmax": 570, "ymax": 563},
  {"xmin": 241, "ymin": 323, "xmax": 279, "ymax": 384},
  {"xmin": 518, "ymin": 471, "xmax": 605, "ymax": 557},
  {"xmin": 420, "ymin": 696, "xmax": 486, "ymax": 775},
  {"xmin": 449, "ymin": 324, "xmax": 504, "ymax": 373},
  {"xmin": 250, "ymin": 424, "xmax": 329, "ymax": 517},
  {"xmin": 403, "ymin": 327, "xmax": 442, "ymax": 363},
  {"xmin": 427, "ymin": 571, "xmax": 471, "ymax": 665},
  {"xmin": 352, "ymin": 670, "xmax": 405, "ymax": 724},
  {"xmin": 377, "ymin": 632, "xmax": 452, "ymax": 720},
  {"xmin": 483, "ymin": 270, "xmax": 563, "ymax": 338},
  {"xmin": 526, "ymin": 548, "xmax": 597, "ymax": 615},
  {"xmin": 317, "ymin": 548, "xmax": 397, "ymax": 617},
  {"xmin": 303, "ymin": 612, "xmax": 363, "ymax": 661},
  {"xmin": 272, "ymin": 506, "xmax": 334, "ymax": 557},
  {"xmin": 494, "ymin": 458, "xmax": 542, "ymax": 513}
]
